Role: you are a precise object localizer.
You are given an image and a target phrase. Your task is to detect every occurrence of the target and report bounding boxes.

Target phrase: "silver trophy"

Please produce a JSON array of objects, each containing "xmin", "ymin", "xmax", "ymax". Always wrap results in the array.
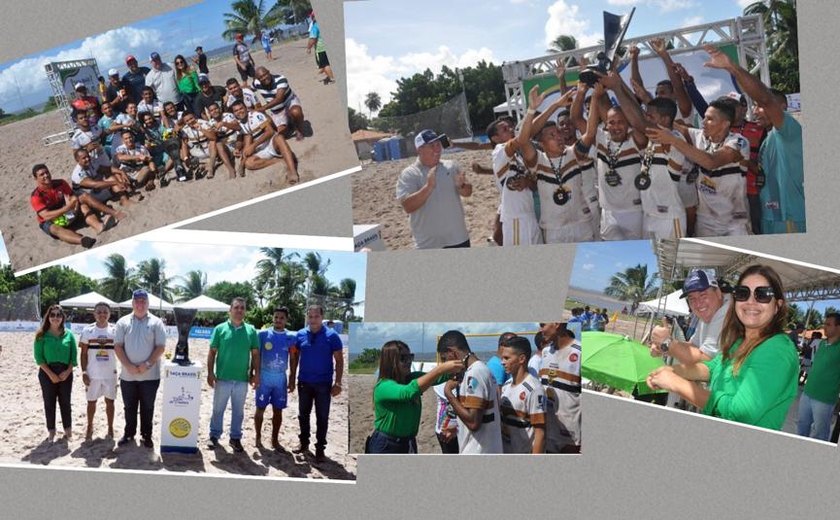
[
  {"xmin": 578, "ymin": 8, "xmax": 635, "ymax": 86},
  {"xmin": 173, "ymin": 307, "xmax": 197, "ymax": 366}
]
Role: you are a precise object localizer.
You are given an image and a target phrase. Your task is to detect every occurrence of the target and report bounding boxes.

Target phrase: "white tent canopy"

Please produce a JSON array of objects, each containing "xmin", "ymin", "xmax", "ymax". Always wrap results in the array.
[
  {"xmin": 59, "ymin": 291, "xmax": 117, "ymax": 308},
  {"xmin": 637, "ymin": 290, "xmax": 690, "ymax": 317},
  {"xmin": 176, "ymin": 295, "xmax": 229, "ymax": 312},
  {"xmin": 118, "ymin": 294, "xmax": 174, "ymax": 311}
]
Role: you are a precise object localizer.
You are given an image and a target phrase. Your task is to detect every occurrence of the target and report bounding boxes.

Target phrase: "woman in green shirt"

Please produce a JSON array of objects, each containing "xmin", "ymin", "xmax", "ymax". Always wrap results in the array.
[
  {"xmin": 647, "ymin": 265, "xmax": 798, "ymax": 430},
  {"xmin": 174, "ymin": 54, "xmax": 200, "ymax": 115},
  {"xmin": 368, "ymin": 340, "xmax": 463, "ymax": 454},
  {"xmin": 33, "ymin": 305, "xmax": 78, "ymax": 441}
]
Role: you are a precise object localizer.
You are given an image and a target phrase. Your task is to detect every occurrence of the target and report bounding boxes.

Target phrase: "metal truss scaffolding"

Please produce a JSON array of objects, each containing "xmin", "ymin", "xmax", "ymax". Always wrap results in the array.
[{"xmin": 42, "ymin": 63, "xmax": 75, "ymax": 146}]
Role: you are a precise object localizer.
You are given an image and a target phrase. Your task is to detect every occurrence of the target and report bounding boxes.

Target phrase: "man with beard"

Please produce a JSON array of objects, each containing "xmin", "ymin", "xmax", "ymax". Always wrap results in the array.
[
  {"xmin": 225, "ymin": 78, "xmax": 258, "ymax": 111},
  {"xmin": 252, "ymin": 66, "xmax": 305, "ymax": 140},
  {"xmin": 122, "ymin": 55, "xmax": 150, "ymax": 103}
]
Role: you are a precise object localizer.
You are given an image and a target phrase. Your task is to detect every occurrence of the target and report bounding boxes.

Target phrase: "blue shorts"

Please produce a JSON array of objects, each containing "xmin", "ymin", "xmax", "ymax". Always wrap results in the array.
[{"xmin": 255, "ymin": 372, "xmax": 287, "ymax": 409}]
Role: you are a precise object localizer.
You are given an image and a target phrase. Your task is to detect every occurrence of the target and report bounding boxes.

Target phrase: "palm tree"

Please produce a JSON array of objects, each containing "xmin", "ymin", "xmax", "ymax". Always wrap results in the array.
[
  {"xmin": 303, "ymin": 251, "xmax": 330, "ymax": 299},
  {"xmin": 100, "ymin": 254, "xmax": 136, "ymax": 302},
  {"xmin": 255, "ymin": 248, "xmax": 305, "ymax": 306},
  {"xmin": 548, "ymin": 34, "xmax": 578, "ymax": 53},
  {"xmin": 137, "ymin": 258, "xmax": 174, "ymax": 302},
  {"xmin": 332, "ymin": 278, "xmax": 359, "ymax": 322},
  {"xmin": 364, "ymin": 91, "xmax": 382, "ymax": 118},
  {"xmin": 222, "ymin": 0, "xmax": 288, "ymax": 42},
  {"xmin": 175, "ymin": 270, "xmax": 208, "ymax": 301},
  {"xmin": 744, "ymin": 0, "xmax": 798, "ymax": 58},
  {"xmin": 603, "ymin": 264, "xmax": 658, "ymax": 314}
]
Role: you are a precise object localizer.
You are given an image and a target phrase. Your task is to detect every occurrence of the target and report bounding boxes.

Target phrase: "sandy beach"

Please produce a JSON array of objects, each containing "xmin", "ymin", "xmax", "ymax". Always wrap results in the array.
[
  {"xmin": 1, "ymin": 38, "xmax": 358, "ymax": 272},
  {"xmin": 0, "ymin": 331, "xmax": 355, "ymax": 480},
  {"xmin": 352, "ymin": 150, "xmax": 499, "ymax": 251}
]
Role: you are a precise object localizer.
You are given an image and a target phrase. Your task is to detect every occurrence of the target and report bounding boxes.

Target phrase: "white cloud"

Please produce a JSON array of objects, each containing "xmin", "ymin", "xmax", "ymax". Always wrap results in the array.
[
  {"xmin": 0, "ymin": 26, "xmax": 162, "ymax": 107},
  {"xmin": 737, "ymin": 0, "xmax": 754, "ymax": 8},
  {"xmin": 582, "ymin": 263, "xmax": 595, "ymax": 271},
  {"xmin": 608, "ymin": 0, "xmax": 696, "ymax": 11},
  {"xmin": 544, "ymin": 1, "xmax": 602, "ymax": 51},
  {"xmin": 345, "ymin": 38, "xmax": 496, "ymax": 115},
  {"xmin": 682, "ymin": 15, "xmax": 704, "ymax": 27}
]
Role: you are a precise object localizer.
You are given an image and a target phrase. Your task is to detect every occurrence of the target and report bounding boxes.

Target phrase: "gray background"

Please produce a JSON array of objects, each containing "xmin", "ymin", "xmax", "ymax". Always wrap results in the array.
[{"xmin": 3, "ymin": 0, "xmax": 839, "ymax": 518}]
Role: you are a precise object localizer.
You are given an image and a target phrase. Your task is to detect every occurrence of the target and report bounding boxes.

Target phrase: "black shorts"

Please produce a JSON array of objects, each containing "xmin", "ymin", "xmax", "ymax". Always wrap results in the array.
[
  {"xmin": 315, "ymin": 51, "xmax": 329, "ymax": 69},
  {"xmin": 238, "ymin": 62, "xmax": 256, "ymax": 81}
]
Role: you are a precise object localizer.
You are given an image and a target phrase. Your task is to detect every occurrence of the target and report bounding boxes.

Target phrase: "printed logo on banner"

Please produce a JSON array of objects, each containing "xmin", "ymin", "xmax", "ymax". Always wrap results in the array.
[
  {"xmin": 168, "ymin": 387, "xmax": 195, "ymax": 407},
  {"xmin": 168, "ymin": 417, "xmax": 191, "ymax": 438}
]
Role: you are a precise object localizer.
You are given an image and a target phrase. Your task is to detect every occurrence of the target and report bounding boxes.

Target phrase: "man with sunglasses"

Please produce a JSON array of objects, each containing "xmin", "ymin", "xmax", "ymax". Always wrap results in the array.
[
  {"xmin": 206, "ymin": 297, "xmax": 259, "ymax": 453},
  {"xmin": 797, "ymin": 313, "xmax": 840, "ymax": 441},
  {"xmin": 650, "ymin": 269, "xmax": 730, "ymax": 364},
  {"xmin": 440, "ymin": 330, "xmax": 503, "ymax": 454}
]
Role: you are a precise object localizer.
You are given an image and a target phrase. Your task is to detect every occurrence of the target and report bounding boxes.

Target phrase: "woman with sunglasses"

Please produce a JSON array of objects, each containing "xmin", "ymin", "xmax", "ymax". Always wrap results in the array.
[
  {"xmin": 368, "ymin": 340, "xmax": 464, "ymax": 453},
  {"xmin": 173, "ymin": 54, "xmax": 200, "ymax": 115},
  {"xmin": 33, "ymin": 305, "xmax": 78, "ymax": 441},
  {"xmin": 647, "ymin": 265, "xmax": 799, "ymax": 429}
]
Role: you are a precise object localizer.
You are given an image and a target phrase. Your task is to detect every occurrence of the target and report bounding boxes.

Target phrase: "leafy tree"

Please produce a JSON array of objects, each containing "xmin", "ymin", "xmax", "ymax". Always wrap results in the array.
[
  {"xmin": 100, "ymin": 254, "xmax": 137, "ymax": 302},
  {"xmin": 824, "ymin": 306, "xmax": 840, "ymax": 318},
  {"xmin": 787, "ymin": 302, "xmax": 804, "ymax": 327},
  {"xmin": 548, "ymin": 34, "xmax": 577, "ymax": 53},
  {"xmin": 744, "ymin": 0, "xmax": 799, "ymax": 93},
  {"xmin": 604, "ymin": 264, "xmax": 658, "ymax": 314},
  {"xmin": 36, "ymin": 266, "xmax": 98, "ymax": 314},
  {"xmin": 364, "ymin": 91, "xmax": 382, "ymax": 118},
  {"xmin": 222, "ymin": 0, "xmax": 288, "ymax": 42},
  {"xmin": 332, "ymin": 278, "xmax": 359, "ymax": 322},
  {"xmin": 175, "ymin": 270, "xmax": 208, "ymax": 301},
  {"xmin": 350, "ymin": 347, "xmax": 381, "ymax": 370},
  {"xmin": 207, "ymin": 281, "xmax": 256, "ymax": 309},
  {"xmin": 275, "ymin": 0, "xmax": 312, "ymax": 24},
  {"xmin": 348, "ymin": 107, "xmax": 369, "ymax": 132},
  {"xmin": 137, "ymin": 258, "xmax": 175, "ymax": 302}
]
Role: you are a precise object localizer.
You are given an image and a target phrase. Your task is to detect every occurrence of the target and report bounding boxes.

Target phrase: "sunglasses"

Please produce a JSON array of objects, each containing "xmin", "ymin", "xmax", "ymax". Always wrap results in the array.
[
  {"xmin": 732, "ymin": 285, "xmax": 776, "ymax": 303},
  {"xmin": 400, "ymin": 353, "xmax": 415, "ymax": 363},
  {"xmin": 49, "ymin": 312, "xmax": 64, "ymax": 318}
]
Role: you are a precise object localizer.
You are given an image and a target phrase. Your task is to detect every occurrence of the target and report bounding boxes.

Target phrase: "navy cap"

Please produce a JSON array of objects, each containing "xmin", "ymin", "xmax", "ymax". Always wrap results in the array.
[
  {"xmin": 680, "ymin": 270, "xmax": 718, "ymax": 298},
  {"xmin": 414, "ymin": 129, "xmax": 449, "ymax": 149},
  {"xmin": 132, "ymin": 289, "xmax": 149, "ymax": 300},
  {"xmin": 150, "ymin": 52, "xmax": 161, "ymax": 62}
]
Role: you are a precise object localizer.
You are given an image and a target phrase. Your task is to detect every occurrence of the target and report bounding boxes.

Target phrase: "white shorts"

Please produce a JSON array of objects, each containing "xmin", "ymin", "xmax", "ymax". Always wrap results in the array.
[
  {"xmin": 502, "ymin": 215, "xmax": 542, "ymax": 246},
  {"xmin": 254, "ymin": 137, "xmax": 283, "ymax": 160},
  {"xmin": 86, "ymin": 377, "xmax": 118, "ymax": 401},
  {"xmin": 643, "ymin": 212, "xmax": 686, "ymax": 241},
  {"xmin": 695, "ymin": 216, "xmax": 751, "ymax": 237},
  {"xmin": 189, "ymin": 146, "xmax": 211, "ymax": 160},
  {"xmin": 677, "ymin": 178, "xmax": 699, "ymax": 208},
  {"xmin": 543, "ymin": 220, "xmax": 595, "ymax": 244},
  {"xmin": 600, "ymin": 208, "xmax": 643, "ymax": 241},
  {"xmin": 267, "ymin": 95, "xmax": 302, "ymax": 128}
]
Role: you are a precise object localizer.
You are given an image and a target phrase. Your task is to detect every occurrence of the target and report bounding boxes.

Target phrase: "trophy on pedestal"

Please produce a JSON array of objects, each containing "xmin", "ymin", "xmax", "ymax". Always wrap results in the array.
[
  {"xmin": 578, "ymin": 8, "xmax": 636, "ymax": 86},
  {"xmin": 173, "ymin": 307, "xmax": 197, "ymax": 366}
]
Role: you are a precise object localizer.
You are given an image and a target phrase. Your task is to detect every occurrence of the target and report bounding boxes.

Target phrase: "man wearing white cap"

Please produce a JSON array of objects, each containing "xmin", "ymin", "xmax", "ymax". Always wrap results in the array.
[
  {"xmin": 70, "ymin": 83, "xmax": 100, "ymax": 115},
  {"xmin": 145, "ymin": 52, "xmax": 181, "ymax": 106},
  {"xmin": 104, "ymin": 69, "xmax": 129, "ymax": 113},
  {"xmin": 396, "ymin": 129, "xmax": 472, "ymax": 249},
  {"xmin": 649, "ymin": 269, "xmax": 730, "ymax": 363}
]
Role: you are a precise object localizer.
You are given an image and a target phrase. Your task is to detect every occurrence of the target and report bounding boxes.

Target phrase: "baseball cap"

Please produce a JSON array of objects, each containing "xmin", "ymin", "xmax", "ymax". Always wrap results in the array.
[
  {"xmin": 150, "ymin": 52, "xmax": 161, "ymax": 62},
  {"xmin": 414, "ymin": 129, "xmax": 449, "ymax": 149},
  {"xmin": 74, "ymin": 82, "xmax": 86, "ymax": 91},
  {"xmin": 108, "ymin": 68, "xmax": 119, "ymax": 77},
  {"xmin": 680, "ymin": 269, "xmax": 719, "ymax": 298},
  {"xmin": 235, "ymin": 33, "xmax": 244, "ymax": 40},
  {"xmin": 125, "ymin": 54, "xmax": 137, "ymax": 64},
  {"xmin": 197, "ymin": 74, "xmax": 210, "ymax": 85},
  {"xmin": 132, "ymin": 289, "xmax": 149, "ymax": 300},
  {"xmin": 725, "ymin": 91, "xmax": 745, "ymax": 103},
  {"xmin": 195, "ymin": 46, "xmax": 203, "ymax": 52}
]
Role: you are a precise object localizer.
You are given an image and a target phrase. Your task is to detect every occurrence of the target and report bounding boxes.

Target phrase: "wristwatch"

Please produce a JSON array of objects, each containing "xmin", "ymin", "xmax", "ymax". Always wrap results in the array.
[
  {"xmin": 145, "ymin": 360, "xmax": 153, "ymax": 368},
  {"xmin": 659, "ymin": 339, "xmax": 671, "ymax": 353}
]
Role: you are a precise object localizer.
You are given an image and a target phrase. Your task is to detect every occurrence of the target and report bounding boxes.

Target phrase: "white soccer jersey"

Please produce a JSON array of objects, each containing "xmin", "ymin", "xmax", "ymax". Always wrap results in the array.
[
  {"xmin": 226, "ymin": 88, "xmax": 258, "ymax": 110},
  {"xmin": 687, "ymin": 128, "xmax": 750, "ymax": 236},
  {"xmin": 535, "ymin": 147, "xmax": 594, "ymax": 230},
  {"xmin": 500, "ymin": 373, "xmax": 547, "ymax": 454},
  {"xmin": 114, "ymin": 143, "xmax": 150, "ymax": 165},
  {"xmin": 492, "ymin": 142, "xmax": 536, "ymax": 221},
  {"xmin": 238, "ymin": 111, "xmax": 273, "ymax": 150},
  {"xmin": 594, "ymin": 129, "xmax": 643, "ymax": 212},
  {"xmin": 540, "ymin": 342, "xmax": 582, "ymax": 452},
  {"xmin": 456, "ymin": 360, "xmax": 503, "ymax": 454},
  {"xmin": 639, "ymin": 133, "xmax": 686, "ymax": 217},
  {"xmin": 137, "ymin": 100, "xmax": 163, "ymax": 119},
  {"xmin": 70, "ymin": 126, "xmax": 103, "ymax": 150},
  {"xmin": 180, "ymin": 119, "xmax": 213, "ymax": 152},
  {"xmin": 252, "ymin": 74, "xmax": 295, "ymax": 113},
  {"xmin": 210, "ymin": 113, "xmax": 240, "ymax": 144},
  {"xmin": 79, "ymin": 323, "xmax": 118, "ymax": 380}
]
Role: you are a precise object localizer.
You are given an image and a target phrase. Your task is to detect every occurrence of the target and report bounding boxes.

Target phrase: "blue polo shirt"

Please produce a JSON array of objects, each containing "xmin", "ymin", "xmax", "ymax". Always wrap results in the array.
[{"xmin": 296, "ymin": 326, "xmax": 342, "ymax": 384}]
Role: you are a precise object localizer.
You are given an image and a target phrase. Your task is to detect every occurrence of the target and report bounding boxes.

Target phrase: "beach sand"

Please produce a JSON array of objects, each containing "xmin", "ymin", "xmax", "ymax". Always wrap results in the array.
[
  {"xmin": 0, "ymin": 332, "xmax": 356, "ymax": 480},
  {"xmin": 1, "ymin": 38, "xmax": 358, "ymax": 272},
  {"xmin": 352, "ymin": 150, "xmax": 499, "ymax": 251}
]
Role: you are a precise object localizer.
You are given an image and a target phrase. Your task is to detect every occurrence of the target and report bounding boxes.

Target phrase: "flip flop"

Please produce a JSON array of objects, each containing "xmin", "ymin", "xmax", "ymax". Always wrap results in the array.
[
  {"xmin": 102, "ymin": 215, "xmax": 117, "ymax": 232},
  {"xmin": 81, "ymin": 236, "xmax": 96, "ymax": 249}
]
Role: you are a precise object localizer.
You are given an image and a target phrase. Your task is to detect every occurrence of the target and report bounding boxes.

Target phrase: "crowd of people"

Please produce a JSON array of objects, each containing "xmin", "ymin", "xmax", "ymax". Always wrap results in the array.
[
  {"xmin": 400, "ymin": 42, "xmax": 803, "ymax": 249},
  {"xmin": 642, "ymin": 266, "xmax": 840, "ymax": 439},
  {"xmin": 32, "ymin": 294, "xmax": 344, "ymax": 464},
  {"xmin": 366, "ymin": 324, "xmax": 581, "ymax": 454},
  {"xmin": 31, "ymin": 32, "xmax": 316, "ymax": 249}
]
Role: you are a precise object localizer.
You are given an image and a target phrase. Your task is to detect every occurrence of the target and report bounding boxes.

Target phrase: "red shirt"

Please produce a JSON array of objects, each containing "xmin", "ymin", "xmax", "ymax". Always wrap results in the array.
[
  {"xmin": 731, "ymin": 121, "xmax": 766, "ymax": 196},
  {"xmin": 71, "ymin": 95, "xmax": 100, "ymax": 112},
  {"xmin": 31, "ymin": 179, "xmax": 73, "ymax": 224}
]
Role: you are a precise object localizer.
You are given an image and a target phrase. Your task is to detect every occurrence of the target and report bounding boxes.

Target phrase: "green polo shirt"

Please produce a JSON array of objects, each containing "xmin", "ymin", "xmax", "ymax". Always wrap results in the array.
[
  {"xmin": 33, "ymin": 329, "xmax": 77, "ymax": 366},
  {"xmin": 803, "ymin": 338, "xmax": 840, "ymax": 404},
  {"xmin": 702, "ymin": 333, "xmax": 798, "ymax": 430},
  {"xmin": 210, "ymin": 320, "xmax": 258, "ymax": 382},
  {"xmin": 374, "ymin": 377, "xmax": 423, "ymax": 438}
]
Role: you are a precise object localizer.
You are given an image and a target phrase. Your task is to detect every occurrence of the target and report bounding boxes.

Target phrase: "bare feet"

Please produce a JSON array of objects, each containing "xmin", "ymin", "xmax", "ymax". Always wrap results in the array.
[
  {"xmin": 145, "ymin": 181, "xmax": 156, "ymax": 191},
  {"xmin": 85, "ymin": 425, "xmax": 93, "ymax": 441}
]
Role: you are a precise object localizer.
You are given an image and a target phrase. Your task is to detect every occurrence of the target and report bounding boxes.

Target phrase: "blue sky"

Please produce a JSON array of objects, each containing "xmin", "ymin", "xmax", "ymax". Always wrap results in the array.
[
  {"xmin": 0, "ymin": 235, "xmax": 367, "ymax": 317},
  {"xmin": 0, "ymin": 0, "xmax": 299, "ymax": 113},
  {"xmin": 349, "ymin": 322, "xmax": 540, "ymax": 355},
  {"xmin": 344, "ymin": 0, "xmax": 754, "ymax": 112}
]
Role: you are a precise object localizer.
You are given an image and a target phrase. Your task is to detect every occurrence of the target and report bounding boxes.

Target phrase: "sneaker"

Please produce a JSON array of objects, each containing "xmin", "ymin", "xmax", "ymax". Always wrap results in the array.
[
  {"xmin": 229, "ymin": 439, "xmax": 244, "ymax": 453},
  {"xmin": 117, "ymin": 436, "xmax": 134, "ymax": 446},
  {"xmin": 315, "ymin": 448, "xmax": 326, "ymax": 463},
  {"xmin": 142, "ymin": 437, "xmax": 154, "ymax": 449},
  {"xmin": 293, "ymin": 442, "xmax": 309, "ymax": 454},
  {"xmin": 207, "ymin": 436, "xmax": 220, "ymax": 449}
]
